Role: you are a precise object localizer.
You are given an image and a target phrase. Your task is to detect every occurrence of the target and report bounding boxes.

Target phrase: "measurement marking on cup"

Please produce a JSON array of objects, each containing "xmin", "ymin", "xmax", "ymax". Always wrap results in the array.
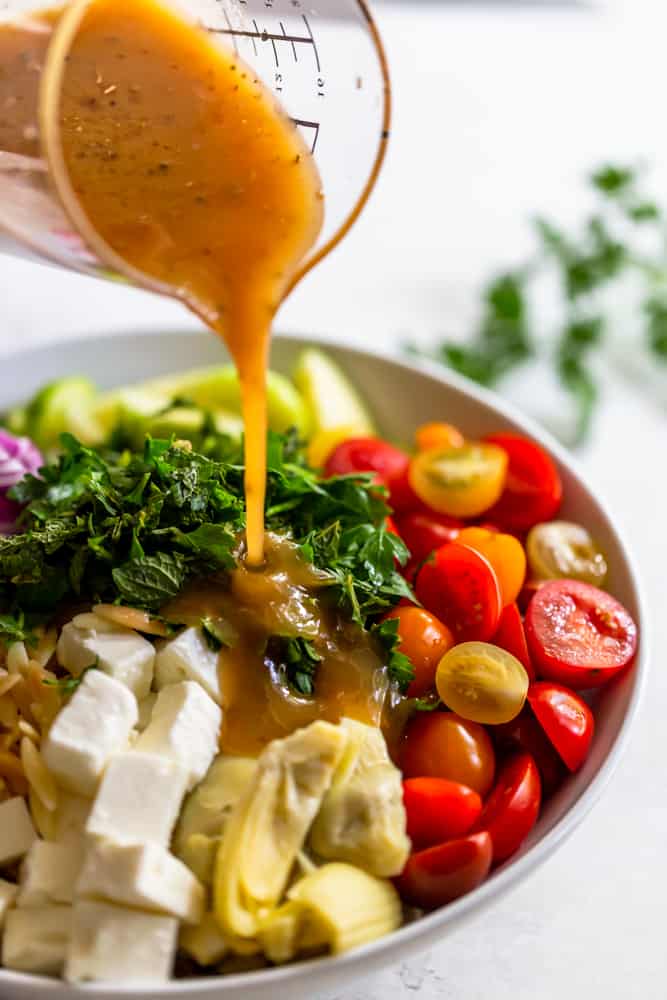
[
  {"xmin": 222, "ymin": 8, "xmax": 239, "ymax": 56},
  {"xmin": 301, "ymin": 15, "xmax": 320, "ymax": 73},
  {"xmin": 280, "ymin": 21, "xmax": 298, "ymax": 63},
  {"xmin": 292, "ymin": 118, "xmax": 320, "ymax": 154}
]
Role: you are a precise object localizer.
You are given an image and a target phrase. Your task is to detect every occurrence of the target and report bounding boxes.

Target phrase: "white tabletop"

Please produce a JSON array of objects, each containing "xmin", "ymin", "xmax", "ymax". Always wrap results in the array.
[{"xmin": 1, "ymin": 2, "xmax": 665, "ymax": 998}]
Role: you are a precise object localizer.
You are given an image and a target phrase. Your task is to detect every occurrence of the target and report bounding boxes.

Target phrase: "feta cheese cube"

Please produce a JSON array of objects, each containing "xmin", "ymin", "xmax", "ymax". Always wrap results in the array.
[
  {"xmin": 52, "ymin": 793, "xmax": 91, "ymax": 842},
  {"xmin": 57, "ymin": 615, "xmax": 155, "ymax": 698},
  {"xmin": 86, "ymin": 751, "xmax": 188, "ymax": 847},
  {"xmin": 3, "ymin": 905, "xmax": 72, "ymax": 975},
  {"xmin": 0, "ymin": 880, "xmax": 18, "ymax": 928},
  {"xmin": 137, "ymin": 692, "xmax": 157, "ymax": 732},
  {"xmin": 65, "ymin": 900, "xmax": 177, "ymax": 983},
  {"xmin": 155, "ymin": 627, "xmax": 221, "ymax": 703},
  {"xmin": 42, "ymin": 670, "xmax": 138, "ymax": 796},
  {"xmin": 77, "ymin": 839, "xmax": 205, "ymax": 924},
  {"xmin": 18, "ymin": 839, "xmax": 83, "ymax": 907},
  {"xmin": 0, "ymin": 797, "xmax": 37, "ymax": 865},
  {"xmin": 180, "ymin": 913, "xmax": 229, "ymax": 966},
  {"xmin": 135, "ymin": 681, "xmax": 221, "ymax": 790}
]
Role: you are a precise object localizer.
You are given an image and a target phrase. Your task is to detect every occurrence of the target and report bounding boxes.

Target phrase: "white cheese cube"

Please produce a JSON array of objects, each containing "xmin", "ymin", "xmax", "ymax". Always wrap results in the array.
[
  {"xmin": 137, "ymin": 692, "xmax": 157, "ymax": 732},
  {"xmin": 77, "ymin": 839, "xmax": 205, "ymax": 924},
  {"xmin": 65, "ymin": 900, "xmax": 177, "ymax": 983},
  {"xmin": 86, "ymin": 751, "xmax": 188, "ymax": 847},
  {"xmin": 52, "ymin": 793, "xmax": 91, "ymax": 842},
  {"xmin": 0, "ymin": 797, "xmax": 37, "ymax": 865},
  {"xmin": 18, "ymin": 839, "xmax": 83, "ymax": 907},
  {"xmin": 3, "ymin": 905, "xmax": 71, "ymax": 975},
  {"xmin": 0, "ymin": 880, "xmax": 18, "ymax": 928},
  {"xmin": 57, "ymin": 615, "xmax": 155, "ymax": 698},
  {"xmin": 135, "ymin": 681, "xmax": 221, "ymax": 791},
  {"xmin": 180, "ymin": 913, "xmax": 229, "ymax": 966},
  {"xmin": 155, "ymin": 627, "xmax": 221, "ymax": 703},
  {"xmin": 42, "ymin": 670, "xmax": 138, "ymax": 796}
]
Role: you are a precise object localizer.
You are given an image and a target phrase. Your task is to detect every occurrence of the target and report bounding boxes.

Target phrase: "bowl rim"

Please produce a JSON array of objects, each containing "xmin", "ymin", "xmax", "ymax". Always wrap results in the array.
[{"xmin": 0, "ymin": 329, "xmax": 649, "ymax": 995}]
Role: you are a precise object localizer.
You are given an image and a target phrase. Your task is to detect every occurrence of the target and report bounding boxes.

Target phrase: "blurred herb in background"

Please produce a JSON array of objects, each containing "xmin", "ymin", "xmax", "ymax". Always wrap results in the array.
[{"xmin": 413, "ymin": 165, "xmax": 667, "ymax": 446}]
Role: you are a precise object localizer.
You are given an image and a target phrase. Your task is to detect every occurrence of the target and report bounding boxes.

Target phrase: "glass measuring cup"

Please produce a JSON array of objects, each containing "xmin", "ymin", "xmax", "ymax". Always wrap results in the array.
[{"xmin": 0, "ymin": 0, "xmax": 391, "ymax": 296}]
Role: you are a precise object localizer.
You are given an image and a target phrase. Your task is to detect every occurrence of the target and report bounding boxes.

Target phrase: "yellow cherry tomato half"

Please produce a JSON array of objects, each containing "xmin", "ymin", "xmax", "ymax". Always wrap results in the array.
[
  {"xmin": 408, "ymin": 443, "xmax": 508, "ymax": 518},
  {"xmin": 436, "ymin": 642, "xmax": 529, "ymax": 725},
  {"xmin": 526, "ymin": 520, "xmax": 608, "ymax": 587},
  {"xmin": 415, "ymin": 421, "xmax": 465, "ymax": 453},
  {"xmin": 457, "ymin": 527, "xmax": 527, "ymax": 607}
]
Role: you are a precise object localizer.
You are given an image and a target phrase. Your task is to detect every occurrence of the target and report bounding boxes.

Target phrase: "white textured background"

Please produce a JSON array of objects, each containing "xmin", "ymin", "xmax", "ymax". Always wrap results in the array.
[{"xmin": 1, "ymin": 1, "xmax": 666, "ymax": 997}]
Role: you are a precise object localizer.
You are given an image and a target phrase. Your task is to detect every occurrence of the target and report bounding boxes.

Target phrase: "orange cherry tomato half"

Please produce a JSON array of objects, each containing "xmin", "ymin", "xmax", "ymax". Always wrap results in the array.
[
  {"xmin": 408, "ymin": 443, "xmax": 508, "ymax": 519},
  {"xmin": 396, "ymin": 510, "xmax": 463, "ymax": 563},
  {"xmin": 493, "ymin": 711, "xmax": 566, "ymax": 797},
  {"xmin": 527, "ymin": 681, "xmax": 595, "ymax": 772},
  {"xmin": 484, "ymin": 433, "xmax": 562, "ymax": 533},
  {"xmin": 525, "ymin": 580, "xmax": 638, "ymax": 689},
  {"xmin": 492, "ymin": 603, "xmax": 534, "ymax": 680},
  {"xmin": 324, "ymin": 437, "xmax": 418, "ymax": 513},
  {"xmin": 395, "ymin": 832, "xmax": 493, "ymax": 909},
  {"xmin": 416, "ymin": 542, "xmax": 502, "ymax": 642},
  {"xmin": 382, "ymin": 606, "xmax": 455, "ymax": 698},
  {"xmin": 415, "ymin": 422, "xmax": 465, "ymax": 453},
  {"xmin": 457, "ymin": 526, "xmax": 526, "ymax": 607},
  {"xmin": 402, "ymin": 778, "xmax": 482, "ymax": 849},
  {"xmin": 401, "ymin": 712, "xmax": 496, "ymax": 797},
  {"xmin": 473, "ymin": 752, "xmax": 541, "ymax": 863}
]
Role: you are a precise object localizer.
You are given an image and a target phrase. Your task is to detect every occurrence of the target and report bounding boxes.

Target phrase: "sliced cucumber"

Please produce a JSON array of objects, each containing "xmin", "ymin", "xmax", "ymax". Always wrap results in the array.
[
  {"xmin": 25, "ymin": 377, "xmax": 102, "ymax": 449},
  {"xmin": 96, "ymin": 365, "xmax": 309, "ymax": 436},
  {"xmin": 147, "ymin": 406, "xmax": 243, "ymax": 444},
  {"xmin": 293, "ymin": 349, "xmax": 375, "ymax": 437}
]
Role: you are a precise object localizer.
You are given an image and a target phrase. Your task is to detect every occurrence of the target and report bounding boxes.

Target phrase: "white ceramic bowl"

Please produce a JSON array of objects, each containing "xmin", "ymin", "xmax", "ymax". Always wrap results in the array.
[{"xmin": 0, "ymin": 332, "xmax": 647, "ymax": 1000}]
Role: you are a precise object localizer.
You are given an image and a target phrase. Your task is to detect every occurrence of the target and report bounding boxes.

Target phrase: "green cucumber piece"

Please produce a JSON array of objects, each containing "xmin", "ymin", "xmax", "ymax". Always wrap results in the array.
[{"xmin": 293, "ymin": 349, "xmax": 375, "ymax": 436}]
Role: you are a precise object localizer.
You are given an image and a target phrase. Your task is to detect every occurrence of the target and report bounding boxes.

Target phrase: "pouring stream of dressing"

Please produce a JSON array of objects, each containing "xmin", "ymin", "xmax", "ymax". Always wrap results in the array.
[{"xmin": 38, "ymin": 0, "xmax": 324, "ymax": 566}]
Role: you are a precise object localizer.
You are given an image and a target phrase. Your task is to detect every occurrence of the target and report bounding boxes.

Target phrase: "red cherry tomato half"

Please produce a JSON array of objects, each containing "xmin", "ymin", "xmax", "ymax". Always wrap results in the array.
[
  {"xmin": 416, "ymin": 542, "xmax": 502, "ymax": 642},
  {"xmin": 402, "ymin": 778, "xmax": 482, "ymax": 849},
  {"xmin": 325, "ymin": 437, "xmax": 418, "ymax": 513},
  {"xmin": 395, "ymin": 832, "xmax": 493, "ymax": 910},
  {"xmin": 493, "ymin": 711, "xmax": 566, "ymax": 797},
  {"xmin": 492, "ymin": 603, "xmax": 535, "ymax": 680},
  {"xmin": 474, "ymin": 752, "xmax": 541, "ymax": 863},
  {"xmin": 525, "ymin": 580, "xmax": 638, "ymax": 689},
  {"xmin": 484, "ymin": 433, "xmax": 563, "ymax": 533},
  {"xmin": 396, "ymin": 510, "xmax": 463, "ymax": 563},
  {"xmin": 528, "ymin": 681, "xmax": 594, "ymax": 772}
]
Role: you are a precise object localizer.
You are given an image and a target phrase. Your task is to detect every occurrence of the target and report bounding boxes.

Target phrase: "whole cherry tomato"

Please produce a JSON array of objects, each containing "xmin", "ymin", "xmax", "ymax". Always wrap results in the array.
[
  {"xmin": 525, "ymin": 579, "xmax": 637, "ymax": 689},
  {"xmin": 401, "ymin": 712, "xmax": 496, "ymax": 797},
  {"xmin": 416, "ymin": 542, "xmax": 502, "ymax": 642},
  {"xmin": 493, "ymin": 711, "xmax": 566, "ymax": 797},
  {"xmin": 324, "ymin": 437, "xmax": 418, "ymax": 512},
  {"xmin": 382, "ymin": 606, "xmax": 455, "ymax": 698},
  {"xmin": 492, "ymin": 603, "xmax": 534, "ymax": 679},
  {"xmin": 474, "ymin": 752, "xmax": 541, "ymax": 863},
  {"xmin": 402, "ymin": 778, "xmax": 482, "ymax": 848},
  {"xmin": 457, "ymin": 526, "xmax": 527, "ymax": 607},
  {"xmin": 409, "ymin": 443, "xmax": 508, "ymax": 519},
  {"xmin": 484, "ymin": 433, "xmax": 562, "ymax": 533},
  {"xmin": 395, "ymin": 832, "xmax": 493, "ymax": 909},
  {"xmin": 415, "ymin": 422, "xmax": 465, "ymax": 453},
  {"xmin": 527, "ymin": 681, "xmax": 594, "ymax": 772},
  {"xmin": 396, "ymin": 510, "xmax": 463, "ymax": 563}
]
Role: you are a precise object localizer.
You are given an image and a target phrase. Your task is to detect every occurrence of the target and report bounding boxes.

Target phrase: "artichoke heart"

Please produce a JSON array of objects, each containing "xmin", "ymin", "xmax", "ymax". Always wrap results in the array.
[
  {"xmin": 214, "ymin": 720, "xmax": 347, "ymax": 941},
  {"xmin": 258, "ymin": 863, "xmax": 402, "ymax": 963},
  {"xmin": 309, "ymin": 719, "xmax": 410, "ymax": 877},
  {"xmin": 173, "ymin": 756, "xmax": 257, "ymax": 885}
]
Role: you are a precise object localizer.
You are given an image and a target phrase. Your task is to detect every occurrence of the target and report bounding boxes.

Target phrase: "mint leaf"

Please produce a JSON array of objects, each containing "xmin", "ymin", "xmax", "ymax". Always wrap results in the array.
[
  {"xmin": 112, "ymin": 553, "xmax": 186, "ymax": 610},
  {"xmin": 372, "ymin": 617, "xmax": 415, "ymax": 692}
]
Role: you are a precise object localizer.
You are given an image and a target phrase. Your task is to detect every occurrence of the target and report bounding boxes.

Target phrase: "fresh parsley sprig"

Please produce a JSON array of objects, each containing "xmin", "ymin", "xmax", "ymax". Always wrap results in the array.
[{"xmin": 414, "ymin": 163, "xmax": 667, "ymax": 445}]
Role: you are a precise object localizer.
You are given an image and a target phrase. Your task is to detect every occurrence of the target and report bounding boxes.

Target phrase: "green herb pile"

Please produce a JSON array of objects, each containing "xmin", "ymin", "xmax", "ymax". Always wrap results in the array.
[
  {"xmin": 415, "ymin": 164, "xmax": 667, "ymax": 445},
  {"xmin": 0, "ymin": 431, "xmax": 414, "ymax": 690}
]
